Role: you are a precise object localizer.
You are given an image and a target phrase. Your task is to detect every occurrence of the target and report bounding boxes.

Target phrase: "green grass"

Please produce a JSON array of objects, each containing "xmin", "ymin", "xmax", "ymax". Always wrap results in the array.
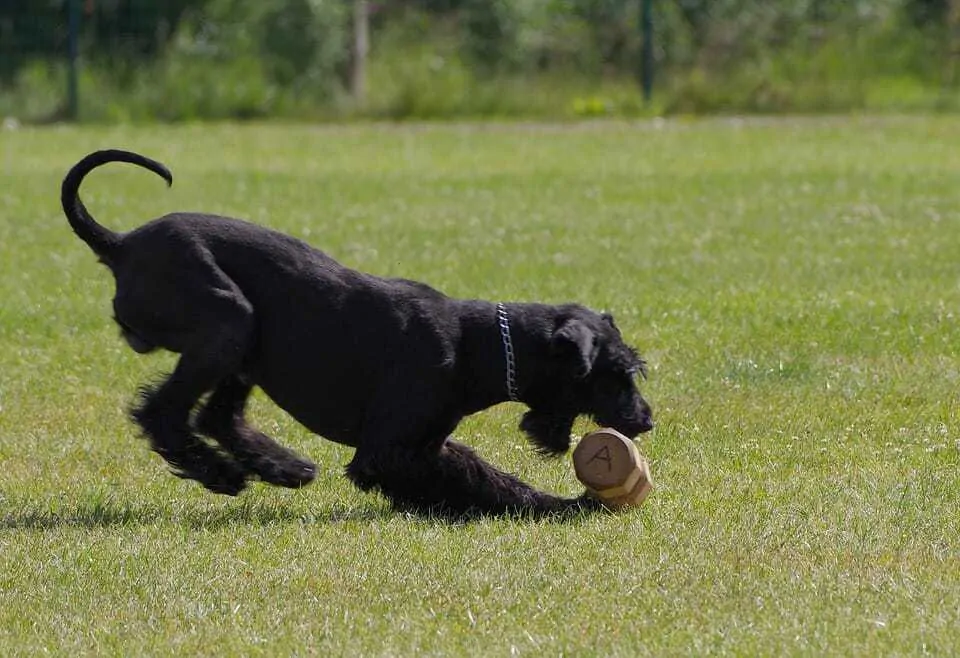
[{"xmin": 1, "ymin": 117, "xmax": 960, "ymax": 655}]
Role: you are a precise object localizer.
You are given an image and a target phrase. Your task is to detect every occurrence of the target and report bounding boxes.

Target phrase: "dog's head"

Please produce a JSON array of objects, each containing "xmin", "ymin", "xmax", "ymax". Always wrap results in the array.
[{"xmin": 519, "ymin": 307, "xmax": 653, "ymax": 455}]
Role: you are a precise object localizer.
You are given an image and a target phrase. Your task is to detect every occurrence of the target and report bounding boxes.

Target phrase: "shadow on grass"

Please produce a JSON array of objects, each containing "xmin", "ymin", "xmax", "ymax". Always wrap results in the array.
[
  {"xmin": 1, "ymin": 495, "xmax": 606, "ymax": 531},
  {"xmin": 0, "ymin": 497, "xmax": 396, "ymax": 531},
  {"xmin": 181, "ymin": 501, "xmax": 397, "ymax": 530}
]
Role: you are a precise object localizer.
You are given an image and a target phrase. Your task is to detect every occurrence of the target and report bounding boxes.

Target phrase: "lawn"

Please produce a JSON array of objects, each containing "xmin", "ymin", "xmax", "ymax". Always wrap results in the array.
[{"xmin": 1, "ymin": 117, "xmax": 959, "ymax": 656}]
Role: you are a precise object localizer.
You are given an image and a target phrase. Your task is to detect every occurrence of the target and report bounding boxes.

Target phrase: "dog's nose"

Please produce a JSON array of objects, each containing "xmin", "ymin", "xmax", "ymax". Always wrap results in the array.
[{"xmin": 609, "ymin": 416, "xmax": 653, "ymax": 438}]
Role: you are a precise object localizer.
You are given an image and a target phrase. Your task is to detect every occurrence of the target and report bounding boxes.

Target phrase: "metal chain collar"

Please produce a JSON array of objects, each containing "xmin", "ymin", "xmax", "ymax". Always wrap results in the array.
[{"xmin": 496, "ymin": 302, "xmax": 520, "ymax": 402}]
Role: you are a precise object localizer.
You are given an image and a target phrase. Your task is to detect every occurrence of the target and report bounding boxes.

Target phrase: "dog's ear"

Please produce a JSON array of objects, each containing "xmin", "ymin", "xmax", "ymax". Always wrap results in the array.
[{"xmin": 550, "ymin": 319, "xmax": 599, "ymax": 378}]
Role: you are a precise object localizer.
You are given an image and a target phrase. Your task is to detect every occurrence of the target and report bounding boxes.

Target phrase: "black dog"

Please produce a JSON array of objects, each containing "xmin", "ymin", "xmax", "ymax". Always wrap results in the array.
[{"xmin": 61, "ymin": 149, "xmax": 653, "ymax": 517}]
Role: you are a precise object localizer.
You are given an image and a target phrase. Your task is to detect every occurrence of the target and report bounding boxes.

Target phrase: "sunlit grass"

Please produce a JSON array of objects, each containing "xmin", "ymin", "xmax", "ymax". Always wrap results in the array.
[{"xmin": 1, "ymin": 117, "xmax": 959, "ymax": 655}]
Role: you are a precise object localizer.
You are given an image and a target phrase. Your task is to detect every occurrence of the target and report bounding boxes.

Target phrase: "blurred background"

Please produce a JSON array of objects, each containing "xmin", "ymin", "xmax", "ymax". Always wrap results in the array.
[{"xmin": 1, "ymin": 0, "xmax": 959, "ymax": 123}]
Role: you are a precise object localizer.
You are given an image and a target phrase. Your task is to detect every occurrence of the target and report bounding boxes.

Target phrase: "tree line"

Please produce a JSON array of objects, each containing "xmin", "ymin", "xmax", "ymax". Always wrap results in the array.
[{"xmin": 1, "ymin": 1, "xmax": 957, "ymax": 119}]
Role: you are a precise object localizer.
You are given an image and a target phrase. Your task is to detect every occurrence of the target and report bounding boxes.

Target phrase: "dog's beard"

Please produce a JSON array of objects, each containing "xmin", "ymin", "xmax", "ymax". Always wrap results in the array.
[
  {"xmin": 520, "ymin": 409, "xmax": 576, "ymax": 456},
  {"xmin": 591, "ymin": 395, "xmax": 654, "ymax": 438}
]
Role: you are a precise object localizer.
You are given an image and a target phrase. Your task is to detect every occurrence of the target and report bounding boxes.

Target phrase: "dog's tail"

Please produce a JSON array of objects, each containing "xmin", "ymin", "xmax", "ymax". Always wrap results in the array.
[{"xmin": 61, "ymin": 149, "xmax": 172, "ymax": 263}]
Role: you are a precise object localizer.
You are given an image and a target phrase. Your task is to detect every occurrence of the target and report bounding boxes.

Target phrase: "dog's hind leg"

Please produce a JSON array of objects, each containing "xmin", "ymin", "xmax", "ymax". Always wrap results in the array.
[
  {"xmin": 123, "ymin": 252, "xmax": 256, "ymax": 495},
  {"xmin": 134, "ymin": 361, "xmax": 249, "ymax": 496},
  {"xmin": 195, "ymin": 375, "xmax": 318, "ymax": 489}
]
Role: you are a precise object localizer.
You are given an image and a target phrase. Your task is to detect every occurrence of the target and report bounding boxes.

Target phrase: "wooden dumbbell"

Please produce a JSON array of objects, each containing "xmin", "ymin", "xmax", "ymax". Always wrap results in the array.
[{"xmin": 572, "ymin": 428, "xmax": 652, "ymax": 508}]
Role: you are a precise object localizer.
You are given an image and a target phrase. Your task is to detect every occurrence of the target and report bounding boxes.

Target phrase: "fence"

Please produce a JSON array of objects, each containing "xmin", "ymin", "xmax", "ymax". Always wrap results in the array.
[{"xmin": 0, "ymin": 0, "xmax": 957, "ymax": 123}]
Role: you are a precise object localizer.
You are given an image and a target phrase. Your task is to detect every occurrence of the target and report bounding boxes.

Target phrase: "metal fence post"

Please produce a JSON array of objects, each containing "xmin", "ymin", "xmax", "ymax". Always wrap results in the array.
[
  {"xmin": 641, "ymin": 0, "xmax": 653, "ymax": 103},
  {"xmin": 67, "ymin": 0, "xmax": 80, "ymax": 120},
  {"xmin": 351, "ymin": 0, "xmax": 369, "ymax": 105}
]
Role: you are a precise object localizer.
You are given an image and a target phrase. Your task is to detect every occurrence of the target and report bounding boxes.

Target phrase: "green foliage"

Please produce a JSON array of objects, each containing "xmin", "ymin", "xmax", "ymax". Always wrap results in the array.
[
  {"xmin": 664, "ymin": 14, "xmax": 960, "ymax": 114},
  {"xmin": 0, "ymin": 0, "xmax": 352, "ymax": 122},
  {"xmin": 459, "ymin": 0, "xmax": 519, "ymax": 71},
  {"xmin": 0, "ymin": 0, "xmax": 62, "ymax": 83},
  {"xmin": 1, "ymin": 0, "xmax": 959, "ymax": 119},
  {"xmin": 159, "ymin": 0, "xmax": 348, "ymax": 100},
  {"xmin": 361, "ymin": 13, "xmax": 472, "ymax": 118},
  {"xmin": 0, "ymin": 0, "xmax": 199, "ymax": 82},
  {"xmin": 358, "ymin": 12, "xmax": 653, "ymax": 120}
]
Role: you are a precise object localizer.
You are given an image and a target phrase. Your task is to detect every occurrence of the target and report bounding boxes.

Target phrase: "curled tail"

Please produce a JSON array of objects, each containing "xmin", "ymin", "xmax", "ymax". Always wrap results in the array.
[{"xmin": 61, "ymin": 149, "xmax": 173, "ymax": 263}]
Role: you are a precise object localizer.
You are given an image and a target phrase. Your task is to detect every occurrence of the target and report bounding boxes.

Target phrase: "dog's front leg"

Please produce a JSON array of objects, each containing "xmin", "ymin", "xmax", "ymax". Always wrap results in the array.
[
  {"xmin": 344, "ymin": 374, "xmax": 598, "ymax": 517},
  {"xmin": 348, "ymin": 438, "xmax": 597, "ymax": 518}
]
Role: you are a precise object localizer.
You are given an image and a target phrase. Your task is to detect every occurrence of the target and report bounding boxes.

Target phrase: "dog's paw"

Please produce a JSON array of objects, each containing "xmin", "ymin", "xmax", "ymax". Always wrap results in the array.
[
  {"xmin": 254, "ymin": 456, "xmax": 317, "ymax": 489},
  {"xmin": 155, "ymin": 438, "xmax": 249, "ymax": 496},
  {"xmin": 573, "ymin": 492, "xmax": 607, "ymax": 512},
  {"xmin": 219, "ymin": 433, "xmax": 318, "ymax": 489}
]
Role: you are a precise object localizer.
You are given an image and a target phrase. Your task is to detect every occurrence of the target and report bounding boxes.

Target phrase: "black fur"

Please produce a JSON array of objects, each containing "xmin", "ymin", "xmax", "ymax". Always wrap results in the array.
[{"xmin": 61, "ymin": 149, "xmax": 654, "ymax": 517}]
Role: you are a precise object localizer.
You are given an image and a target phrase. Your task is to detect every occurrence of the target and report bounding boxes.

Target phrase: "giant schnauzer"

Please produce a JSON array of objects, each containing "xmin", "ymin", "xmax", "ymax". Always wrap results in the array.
[{"xmin": 61, "ymin": 149, "xmax": 654, "ymax": 517}]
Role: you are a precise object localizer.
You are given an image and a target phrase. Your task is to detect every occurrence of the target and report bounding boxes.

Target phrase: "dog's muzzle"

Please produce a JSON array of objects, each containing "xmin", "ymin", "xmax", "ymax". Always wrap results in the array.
[{"xmin": 598, "ymin": 399, "xmax": 654, "ymax": 438}]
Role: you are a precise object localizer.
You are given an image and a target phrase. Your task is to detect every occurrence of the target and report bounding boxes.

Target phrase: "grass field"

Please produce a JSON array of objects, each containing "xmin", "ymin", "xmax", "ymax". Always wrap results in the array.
[{"xmin": 1, "ymin": 117, "xmax": 959, "ymax": 656}]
